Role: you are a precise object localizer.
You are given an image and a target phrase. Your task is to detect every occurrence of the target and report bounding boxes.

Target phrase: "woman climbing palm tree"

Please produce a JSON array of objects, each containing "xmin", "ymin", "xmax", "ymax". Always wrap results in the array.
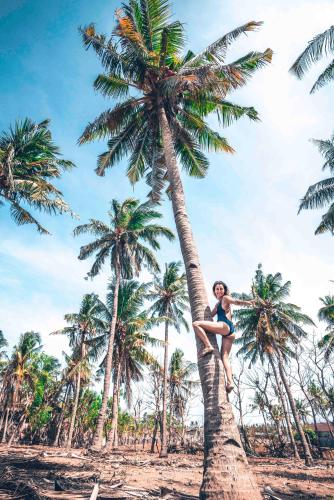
[
  {"xmin": 79, "ymin": 0, "xmax": 272, "ymax": 494},
  {"xmin": 193, "ymin": 280, "xmax": 255, "ymax": 393}
]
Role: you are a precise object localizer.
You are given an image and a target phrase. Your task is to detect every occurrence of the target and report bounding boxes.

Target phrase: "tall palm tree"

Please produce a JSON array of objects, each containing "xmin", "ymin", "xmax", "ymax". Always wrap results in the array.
[
  {"xmin": 290, "ymin": 26, "xmax": 334, "ymax": 93},
  {"xmin": 74, "ymin": 198, "xmax": 173, "ymax": 449},
  {"xmin": 234, "ymin": 264, "xmax": 315, "ymax": 465},
  {"xmin": 102, "ymin": 279, "xmax": 158, "ymax": 449},
  {"xmin": 149, "ymin": 262, "xmax": 189, "ymax": 457},
  {"xmin": 1, "ymin": 332, "xmax": 41, "ymax": 442},
  {"xmin": 52, "ymin": 293, "xmax": 106, "ymax": 448},
  {"xmin": 298, "ymin": 135, "xmax": 334, "ymax": 235},
  {"xmin": 79, "ymin": 2, "xmax": 272, "ymax": 495},
  {"xmin": 0, "ymin": 118, "xmax": 74, "ymax": 234},
  {"xmin": 318, "ymin": 294, "xmax": 334, "ymax": 359}
]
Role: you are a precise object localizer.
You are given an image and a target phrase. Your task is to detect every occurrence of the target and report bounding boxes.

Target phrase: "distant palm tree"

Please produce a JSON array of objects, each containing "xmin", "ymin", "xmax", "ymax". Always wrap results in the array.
[
  {"xmin": 290, "ymin": 26, "xmax": 334, "ymax": 93},
  {"xmin": 0, "ymin": 118, "xmax": 74, "ymax": 233},
  {"xmin": 0, "ymin": 331, "xmax": 8, "ymax": 372},
  {"xmin": 74, "ymin": 198, "xmax": 173, "ymax": 449},
  {"xmin": 318, "ymin": 294, "xmax": 334, "ymax": 359},
  {"xmin": 102, "ymin": 279, "xmax": 158, "ymax": 449},
  {"xmin": 53, "ymin": 293, "xmax": 106, "ymax": 448},
  {"xmin": 79, "ymin": 1, "xmax": 272, "ymax": 494},
  {"xmin": 1, "ymin": 332, "xmax": 41, "ymax": 442},
  {"xmin": 169, "ymin": 348, "xmax": 198, "ymax": 444},
  {"xmin": 149, "ymin": 262, "xmax": 189, "ymax": 457},
  {"xmin": 298, "ymin": 135, "xmax": 334, "ymax": 235},
  {"xmin": 234, "ymin": 264, "xmax": 315, "ymax": 465}
]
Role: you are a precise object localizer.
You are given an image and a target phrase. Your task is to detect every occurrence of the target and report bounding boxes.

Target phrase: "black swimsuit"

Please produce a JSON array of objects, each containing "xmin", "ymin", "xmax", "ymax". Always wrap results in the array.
[{"xmin": 217, "ymin": 303, "xmax": 235, "ymax": 336}]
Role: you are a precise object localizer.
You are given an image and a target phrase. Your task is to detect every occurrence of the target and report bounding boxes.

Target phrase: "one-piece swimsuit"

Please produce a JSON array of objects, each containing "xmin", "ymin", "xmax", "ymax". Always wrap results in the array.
[{"xmin": 217, "ymin": 302, "xmax": 235, "ymax": 336}]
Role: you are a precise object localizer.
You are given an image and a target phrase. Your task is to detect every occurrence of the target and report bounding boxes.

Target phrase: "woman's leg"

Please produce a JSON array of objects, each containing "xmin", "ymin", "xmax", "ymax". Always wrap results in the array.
[
  {"xmin": 193, "ymin": 321, "xmax": 230, "ymax": 357},
  {"xmin": 193, "ymin": 322, "xmax": 214, "ymax": 350},
  {"xmin": 221, "ymin": 335, "xmax": 235, "ymax": 391}
]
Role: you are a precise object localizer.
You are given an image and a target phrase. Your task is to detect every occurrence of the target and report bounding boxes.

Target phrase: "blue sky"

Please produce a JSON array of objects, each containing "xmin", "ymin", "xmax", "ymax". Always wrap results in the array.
[{"xmin": 1, "ymin": 0, "xmax": 333, "ymax": 410}]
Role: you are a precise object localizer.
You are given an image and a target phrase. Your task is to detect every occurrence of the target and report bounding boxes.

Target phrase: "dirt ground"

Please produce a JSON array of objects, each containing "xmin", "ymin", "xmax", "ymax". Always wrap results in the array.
[{"xmin": 0, "ymin": 445, "xmax": 333, "ymax": 499}]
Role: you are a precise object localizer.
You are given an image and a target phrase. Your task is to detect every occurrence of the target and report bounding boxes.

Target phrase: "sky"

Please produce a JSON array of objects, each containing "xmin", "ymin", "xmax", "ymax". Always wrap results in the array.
[{"xmin": 0, "ymin": 0, "xmax": 333, "ymax": 422}]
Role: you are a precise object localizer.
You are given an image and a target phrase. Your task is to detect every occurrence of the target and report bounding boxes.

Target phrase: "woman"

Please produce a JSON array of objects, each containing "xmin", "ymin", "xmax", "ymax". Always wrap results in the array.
[{"xmin": 193, "ymin": 281, "xmax": 254, "ymax": 393}]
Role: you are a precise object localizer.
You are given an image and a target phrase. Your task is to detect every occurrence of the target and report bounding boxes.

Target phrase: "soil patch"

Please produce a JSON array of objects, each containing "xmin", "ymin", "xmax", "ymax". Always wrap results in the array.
[{"xmin": 0, "ymin": 445, "xmax": 333, "ymax": 499}]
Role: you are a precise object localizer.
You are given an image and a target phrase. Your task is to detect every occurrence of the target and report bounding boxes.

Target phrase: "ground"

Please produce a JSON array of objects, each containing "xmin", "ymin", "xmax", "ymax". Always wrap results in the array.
[{"xmin": 0, "ymin": 445, "xmax": 333, "ymax": 499}]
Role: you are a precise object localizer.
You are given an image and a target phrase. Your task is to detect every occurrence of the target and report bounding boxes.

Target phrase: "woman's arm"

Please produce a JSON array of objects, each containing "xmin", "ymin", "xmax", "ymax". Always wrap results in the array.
[
  {"xmin": 224, "ymin": 295, "xmax": 255, "ymax": 307},
  {"xmin": 211, "ymin": 302, "xmax": 218, "ymax": 317}
]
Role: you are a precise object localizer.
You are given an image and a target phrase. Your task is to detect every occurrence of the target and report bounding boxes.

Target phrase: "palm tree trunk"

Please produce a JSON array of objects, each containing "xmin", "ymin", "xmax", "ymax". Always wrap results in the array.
[
  {"xmin": 159, "ymin": 105, "xmax": 261, "ymax": 499},
  {"xmin": 66, "ymin": 371, "xmax": 81, "ymax": 449},
  {"xmin": 53, "ymin": 385, "xmax": 69, "ymax": 447},
  {"xmin": 160, "ymin": 320, "xmax": 169, "ymax": 458},
  {"xmin": 8, "ymin": 413, "xmax": 26, "ymax": 447},
  {"xmin": 151, "ymin": 414, "xmax": 159, "ymax": 453},
  {"xmin": 106, "ymin": 356, "xmax": 122, "ymax": 450},
  {"xmin": 1, "ymin": 408, "xmax": 10, "ymax": 443},
  {"xmin": 276, "ymin": 352, "xmax": 313, "ymax": 466},
  {"xmin": 262, "ymin": 412, "xmax": 270, "ymax": 443},
  {"xmin": 92, "ymin": 255, "xmax": 121, "ymax": 449},
  {"xmin": 268, "ymin": 355, "xmax": 300, "ymax": 459}
]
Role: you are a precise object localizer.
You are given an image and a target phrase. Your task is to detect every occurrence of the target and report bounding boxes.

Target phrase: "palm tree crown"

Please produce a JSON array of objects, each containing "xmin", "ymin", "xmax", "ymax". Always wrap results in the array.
[
  {"xmin": 0, "ymin": 118, "xmax": 75, "ymax": 233},
  {"xmin": 74, "ymin": 198, "xmax": 174, "ymax": 278},
  {"xmin": 79, "ymin": 0, "xmax": 272, "ymax": 200},
  {"xmin": 2, "ymin": 331, "xmax": 42, "ymax": 408},
  {"xmin": 109, "ymin": 279, "xmax": 157, "ymax": 403},
  {"xmin": 149, "ymin": 261, "xmax": 189, "ymax": 330},
  {"xmin": 54, "ymin": 293, "xmax": 107, "ymax": 351},
  {"xmin": 298, "ymin": 135, "xmax": 334, "ymax": 235},
  {"xmin": 318, "ymin": 294, "xmax": 334, "ymax": 360},
  {"xmin": 234, "ymin": 264, "xmax": 314, "ymax": 365},
  {"xmin": 169, "ymin": 348, "xmax": 198, "ymax": 422},
  {"xmin": 290, "ymin": 25, "xmax": 334, "ymax": 93}
]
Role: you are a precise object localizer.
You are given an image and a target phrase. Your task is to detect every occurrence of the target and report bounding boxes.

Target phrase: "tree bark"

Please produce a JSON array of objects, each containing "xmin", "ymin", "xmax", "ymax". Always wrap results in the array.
[
  {"xmin": 91, "ymin": 254, "xmax": 121, "ymax": 449},
  {"xmin": 1, "ymin": 408, "xmax": 10, "ymax": 443},
  {"xmin": 276, "ymin": 352, "xmax": 314, "ymax": 466},
  {"xmin": 159, "ymin": 105, "xmax": 261, "ymax": 499},
  {"xmin": 53, "ymin": 385, "xmax": 69, "ymax": 447},
  {"xmin": 106, "ymin": 354, "xmax": 122, "ymax": 450},
  {"xmin": 66, "ymin": 371, "xmax": 81, "ymax": 449},
  {"xmin": 160, "ymin": 320, "xmax": 169, "ymax": 458},
  {"xmin": 151, "ymin": 414, "xmax": 159, "ymax": 453},
  {"xmin": 268, "ymin": 355, "xmax": 300, "ymax": 459}
]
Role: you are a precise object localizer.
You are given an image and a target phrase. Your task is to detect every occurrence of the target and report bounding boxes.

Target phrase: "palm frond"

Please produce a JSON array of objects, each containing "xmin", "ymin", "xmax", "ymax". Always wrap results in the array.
[
  {"xmin": 311, "ymin": 58, "xmax": 334, "ymax": 93},
  {"xmin": 290, "ymin": 26, "xmax": 334, "ymax": 79}
]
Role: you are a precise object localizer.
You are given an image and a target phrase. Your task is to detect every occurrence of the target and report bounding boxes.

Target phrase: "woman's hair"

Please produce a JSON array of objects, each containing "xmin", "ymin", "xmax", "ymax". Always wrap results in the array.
[{"xmin": 212, "ymin": 281, "xmax": 230, "ymax": 296}]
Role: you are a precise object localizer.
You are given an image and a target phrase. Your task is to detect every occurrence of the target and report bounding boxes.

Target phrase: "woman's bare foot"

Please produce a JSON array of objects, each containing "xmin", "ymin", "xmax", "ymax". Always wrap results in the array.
[
  {"xmin": 198, "ymin": 345, "xmax": 214, "ymax": 358},
  {"xmin": 226, "ymin": 383, "xmax": 234, "ymax": 393}
]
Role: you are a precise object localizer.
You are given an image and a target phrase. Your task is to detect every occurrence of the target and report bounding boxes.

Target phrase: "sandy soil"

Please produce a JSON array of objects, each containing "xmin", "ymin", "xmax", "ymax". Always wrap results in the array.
[{"xmin": 0, "ymin": 445, "xmax": 333, "ymax": 499}]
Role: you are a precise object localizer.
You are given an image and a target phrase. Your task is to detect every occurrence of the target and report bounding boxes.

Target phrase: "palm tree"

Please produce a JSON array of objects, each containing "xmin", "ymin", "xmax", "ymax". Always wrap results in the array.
[
  {"xmin": 0, "ymin": 331, "xmax": 8, "ymax": 373},
  {"xmin": 149, "ymin": 262, "xmax": 189, "ymax": 457},
  {"xmin": 290, "ymin": 26, "xmax": 334, "ymax": 93},
  {"xmin": 1, "ymin": 331, "xmax": 41, "ymax": 442},
  {"xmin": 318, "ymin": 295, "xmax": 334, "ymax": 359},
  {"xmin": 79, "ymin": 2, "xmax": 272, "ymax": 495},
  {"xmin": 102, "ymin": 279, "xmax": 158, "ymax": 449},
  {"xmin": 74, "ymin": 198, "xmax": 173, "ymax": 449},
  {"xmin": 0, "ymin": 118, "xmax": 74, "ymax": 234},
  {"xmin": 169, "ymin": 349, "xmax": 198, "ymax": 445},
  {"xmin": 298, "ymin": 135, "xmax": 334, "ymax": 235},
  {"xmin": 234, "ymin": 264, "xmax": 315, "ymax": 465},
  {"xmin": 53, "ymin": 293, "xmax": 106, "ymax": 448}
]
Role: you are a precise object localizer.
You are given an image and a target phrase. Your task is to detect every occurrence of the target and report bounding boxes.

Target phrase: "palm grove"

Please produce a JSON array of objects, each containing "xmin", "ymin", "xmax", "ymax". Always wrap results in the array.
[{"xmin": 1, "ymin": 1, "xmax": 333, "ymax": 499}]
